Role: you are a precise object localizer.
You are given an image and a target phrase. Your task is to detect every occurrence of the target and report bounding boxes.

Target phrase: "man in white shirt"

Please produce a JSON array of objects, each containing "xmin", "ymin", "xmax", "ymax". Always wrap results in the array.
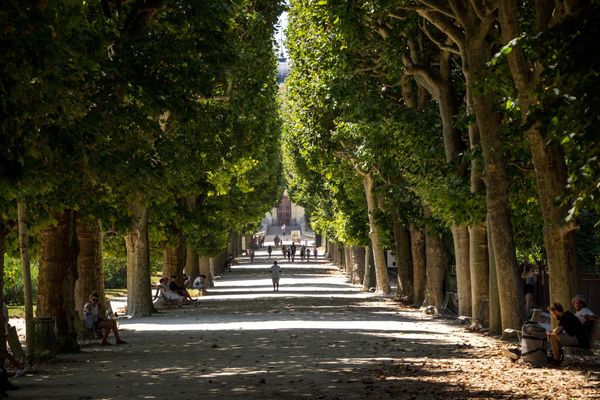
[{"xmin": 572, "ymin": 294, "xmax": 597, "ymax": 323}]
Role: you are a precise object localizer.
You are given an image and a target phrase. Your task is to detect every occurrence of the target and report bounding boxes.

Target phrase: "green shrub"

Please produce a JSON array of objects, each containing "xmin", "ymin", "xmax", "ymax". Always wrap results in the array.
[
  {"xmin": 103, "ymin": 256, "xmax": 127, "ymax": 289},
  {"xmin": 3, "ymin": 256, "xmax": 38, "ymax": 305}
]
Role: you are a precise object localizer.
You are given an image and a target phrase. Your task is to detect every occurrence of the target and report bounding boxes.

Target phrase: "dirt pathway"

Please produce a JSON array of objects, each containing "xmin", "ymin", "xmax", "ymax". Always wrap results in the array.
[{"xmin": 8, "ymin": 250, "xmax": 600, "ymax": 399}]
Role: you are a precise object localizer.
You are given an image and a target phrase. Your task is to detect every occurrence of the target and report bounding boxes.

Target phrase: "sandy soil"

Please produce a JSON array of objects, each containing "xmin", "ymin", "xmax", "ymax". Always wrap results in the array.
[{"xmin": 6, "ymin": 250, "xmax": 600, "ymax": 400}]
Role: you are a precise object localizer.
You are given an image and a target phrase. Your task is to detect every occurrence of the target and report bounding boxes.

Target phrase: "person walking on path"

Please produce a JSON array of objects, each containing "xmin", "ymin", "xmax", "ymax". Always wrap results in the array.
[
  {"xmin": 270, "ymin": 261, "xmax": 282, "ymax": 292},
  {"xmin": 267, "ymin": 245, "xmax": 272, "ymax": 259}
]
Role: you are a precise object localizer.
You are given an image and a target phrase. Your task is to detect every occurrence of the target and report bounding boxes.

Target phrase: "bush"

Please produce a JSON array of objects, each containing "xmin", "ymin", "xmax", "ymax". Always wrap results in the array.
[
  {"xmin": 3, "ymin": 256, "xmax": 38, "ymax": 305},
  {"xmin": 103, "ymin": 257, "xmax": 127, "ymax": 289}
]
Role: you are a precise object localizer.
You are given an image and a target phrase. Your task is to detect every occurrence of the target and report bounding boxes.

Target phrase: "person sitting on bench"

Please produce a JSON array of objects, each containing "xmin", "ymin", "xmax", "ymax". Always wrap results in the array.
[
  {"xmin": 572, "ymin": 294, "xmax": 598, "ymax": 324},
  {"xmin": 86, "ymin": 292, "xmax": 127, "ymax": 346},
  {"xmin": 547, "ymin": 302, "xmax": 590, "ymax": 366},
  {"xmin": 192, "ymin": 275, "xmax": 208, "ymax": 296}
]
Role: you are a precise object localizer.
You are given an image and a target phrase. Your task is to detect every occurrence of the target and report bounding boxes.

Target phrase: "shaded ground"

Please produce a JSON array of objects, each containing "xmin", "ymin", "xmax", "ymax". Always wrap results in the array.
[{"xmin": 8, "ymin": 249, "xmax": 600, "ymax": 400}]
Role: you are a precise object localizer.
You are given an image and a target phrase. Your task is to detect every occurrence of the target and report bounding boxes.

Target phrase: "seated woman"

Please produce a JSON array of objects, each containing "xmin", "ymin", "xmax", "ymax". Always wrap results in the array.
[
  {"xmin": 168, "ymin": 275, "xmax": 195, "ymax": 302},
  {"xmin": 154, "ymin": 278, "xmax": 186, "ymax": 306},
  {"xmin": 86, "ymin": 292, "xmax": 127, "ymax": 345}
]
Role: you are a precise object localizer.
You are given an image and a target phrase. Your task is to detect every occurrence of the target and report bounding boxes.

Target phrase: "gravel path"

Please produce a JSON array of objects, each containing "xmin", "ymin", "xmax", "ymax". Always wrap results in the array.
[{"xmin": 7, "ymin": 250, "xmax": 600, "ymax": 399}]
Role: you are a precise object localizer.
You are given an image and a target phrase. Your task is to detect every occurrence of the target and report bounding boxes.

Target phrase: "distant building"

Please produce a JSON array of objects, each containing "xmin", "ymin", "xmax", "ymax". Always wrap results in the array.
[{"xmin": 264, "ymin": 190, "xmax": 304, "ymax": 226}]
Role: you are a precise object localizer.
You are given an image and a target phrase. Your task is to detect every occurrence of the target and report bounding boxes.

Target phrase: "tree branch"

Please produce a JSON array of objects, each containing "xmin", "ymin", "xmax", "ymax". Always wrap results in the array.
[
  {"xmin": 417, "ymin": 0, "xmax": 456, "ymax": 19},
  {"xmin": 418, "ymin": 22, "xmax": 461, "ymax": 54},
  {"xmin": 417, "ymin": 10, "xmax": 464, "ymax": 53},
  {"xmin": 469, "ymin": 0, "xmax": 499, "ymax": 19}
]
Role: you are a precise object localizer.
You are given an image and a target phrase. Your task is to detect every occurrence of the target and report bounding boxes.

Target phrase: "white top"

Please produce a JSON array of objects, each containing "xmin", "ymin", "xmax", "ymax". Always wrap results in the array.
[
  {"xmin": 192, "ymin": 276, "xmax": 202, "ymax": 288},
  {"xmin": 270, "ymin": 264, "xmax": 281, "ymax": 279},
  {"xmin": 83, "ymin": 306, "xmax": 95, "ymax": 329},
  {"xmin": 575, "ymin": 307, "xmax": 595, "ymax": 323}
]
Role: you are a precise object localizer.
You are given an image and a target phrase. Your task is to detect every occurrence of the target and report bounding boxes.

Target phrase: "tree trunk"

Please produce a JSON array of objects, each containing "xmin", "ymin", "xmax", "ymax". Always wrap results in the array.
[
  {"xmin": 469, "ymin": 224, "xmax": 489, "ymax": 320},
  {"xmin": 345, "ymin": 246, "xmax": 352, "ymax": 278},
  {"xmin": 451, "ymin": 226, "xmax": 470, "ymax": 315},
  {"xmin": 185, "ymin": 245, "xmax": 200, "ymax": 286},
  {"xmin": 362, "ymin": 246, "xmax": 375, "ymax": 291},
  {"xmin": 393, "ymin": 219, "xmax": 413, "ymax": 301},
  {"xmin": 162, "ymin": 229, "xmax": 186, "ymax": 284},
  {"xmin": 124, "ymin": 201, "xmax": 154, "ymax": 317},
  {"xmin": 0, "ymin": 224, "xmax": 9, "ymax": 364},
  {"xmin": 352, "ymin": 247, "xmax": 365, "ymax": 285},
  {"xmin": 362, "ymin": 172, "xmax": 390, "ymax": 294},
  {"xmin": 424, "ymin": 226, "xmax": 446, "ymax": 311},
  {"xmin": 410, "ymin": 226, "xmax": 427, "ymax": 306},
  {"xmin": 75, "ymin": 218, "xmax": 103, "ymax": 317},
  {"xmin": 487, "ymin": 216, "xmax": 501, "ymax": 335},
  {"xmin": 498, "ymin": 0, "xmax": 579, "ymax": 310},
  {"xmin": 17, "ymin": 200, "xmax": 34, "ymax": 355},
  {"xmin": 199, "ymin": 256, "xmax": 213, "ymax": 288},
  {"xmin": 466, "ymin": 43, "xmax": 522, "ymax": 331},
  {"xmin": 37, "ymin": 211, "xmax": 79, "ymax": 352}
]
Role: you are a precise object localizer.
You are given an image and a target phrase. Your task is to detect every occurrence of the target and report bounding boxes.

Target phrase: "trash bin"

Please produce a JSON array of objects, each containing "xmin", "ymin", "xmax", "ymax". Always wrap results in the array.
[{"xmin": 31, "ymin": 317, "xmax": 56, "ymax": 356}]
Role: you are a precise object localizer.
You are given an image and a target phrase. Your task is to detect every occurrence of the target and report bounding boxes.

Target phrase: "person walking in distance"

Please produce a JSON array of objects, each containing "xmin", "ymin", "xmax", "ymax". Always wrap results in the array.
[{"xmin": 270, "ymin": 261, "xmax": 282, "ymax": 292}]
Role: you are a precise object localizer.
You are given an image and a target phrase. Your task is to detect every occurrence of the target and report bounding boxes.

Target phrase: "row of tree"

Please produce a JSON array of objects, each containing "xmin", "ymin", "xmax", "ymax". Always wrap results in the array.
[
  {"xmin": 0, "ymin": 0, "xmax": 284, "ymax": 353},
  {"xmin": 282, "ymin": 0, "xmax": 600, "ymax": 334}
]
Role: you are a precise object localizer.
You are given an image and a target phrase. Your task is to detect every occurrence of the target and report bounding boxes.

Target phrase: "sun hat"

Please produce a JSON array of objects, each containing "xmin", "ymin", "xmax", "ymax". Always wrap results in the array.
[{"xmin": 571, "ymin": 294, "xmax": 586, "ymax": 306}]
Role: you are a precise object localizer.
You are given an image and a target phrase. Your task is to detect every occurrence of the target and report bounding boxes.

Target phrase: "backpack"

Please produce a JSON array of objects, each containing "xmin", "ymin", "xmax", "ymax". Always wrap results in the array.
[{"xmin": 520, "ymin": 321, "xmax": 548, "ymax": 365}]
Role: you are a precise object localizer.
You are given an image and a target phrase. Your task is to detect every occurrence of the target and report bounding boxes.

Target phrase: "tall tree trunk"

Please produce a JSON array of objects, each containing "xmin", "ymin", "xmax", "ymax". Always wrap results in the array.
[
  {"xmin": 425, "ymin": 226, "xmax": 446, "ymax": 311},
  {"xmin": 199, "ymin": 256, "xmax": 213, "ymax": 288},
  {"xmin": 345, "ymin": 246, "xmax": 353, "ymax": 280},
  {"xmin": 362, "ymin": 246, "xmax": 375, "ymax": 291},
  {"xmin": 17, "ymin": 200, "xmax": 34, "ymax": 355},
  {"xmin": 0, "ymin": 223, "xmax": 9, "ymax": 364},
  {"xmin": 487, "ymin": 215, "xmax": 501, "ymax": 335},
  {"xmin": 393, "ymin": 218, "xmax": 413, "ymax": 301},
  {"xmin": 185, "ymin": 245, "xmax": 200, "ymax": 286},
  {"xmin": 466, "ymin": 43, "xmax": 522, "ymax": 331},
  {"xmin": 124, "ymin": 201, "xmax": 154, "ymax": 317},
  {"xmin": 352, "ymin": 247, "xmax": 365, "ymax": 285},
  {"xmin": 362, "ymin": 172, "xmax": 390, "ymax": 294},
  {"xmin": 37, "ymin": 211, "xmax": 79, "ymax": 352},
  {"xmin": 498, "ymin": 0, "xmax": 578, "ymax": 310},
  {"xmin": 451, "ymin": 226, "xmax": 470, "ymax": 315},
  {"xmin": 410, "ymin": 226, "xmax": 427, "ymax": 306},
  {"xmin": 75, "ymin": 218, "xmax": 103, "ymax": 317},
  {"xmin": 162, "ymin": 228, "xmax": 186, "ymax": 283},
  {"xmin": 469, "ymin": 224, "xmax": 489, "ymax": 321},
  {"xmin": 467, "ymin": 99, "xmax": 489, "ymax": 321}
]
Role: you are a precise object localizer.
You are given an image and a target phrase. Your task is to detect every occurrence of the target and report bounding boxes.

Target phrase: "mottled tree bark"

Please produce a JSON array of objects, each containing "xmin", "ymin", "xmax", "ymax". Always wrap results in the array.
[
  {"xmin": 362, "ymin": 172, "xmax": 390, "ymax": 294},
  {"xmin": 469, "ymin": 224, "xmax": 489, "ymax": 321},
  {"xmin": 37, "ymin": 211, "xmax": 79, "ymax": 352},
  {"xmin": 162, "ymin": 228, "xmax": 186, "ymax": 284},
  {"xmin": 410, "ymin": 227, "xmax": 427, "ymax": 306},
  {"xmin": 487, "ymin": 216, "xmax": 501, "ymax": 335},
  {"xmin": 451, "ymin": 226, "xmax": 470, "ymax": 315},
  {"xmin": 75, "ymin": 218, "xmax": 103, "ymax": 316},
  {"xmin": 185, "ymin": 245, "xmax": 199, "ymax": 286},
  {"xmin": 425, "ymin": 227, "xmax": 446, "ymax": 311},
  {"xmin": 199, "ymin": 256, "xmax": 213, "ymax": 288},
  {"xmin": 352, "ymin": 247, "xmax": 365, "ymax": 285},
  {"xmin": 393, "ymin": 219, "xmax": 413, "ymax": 301},
  {"xmin": 124, "ymin": 201, "xmax": 154, "ymax": 317},
  {"xmin": 499, "ymin": 0, "xmax": 579, "ymax": 310}
]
